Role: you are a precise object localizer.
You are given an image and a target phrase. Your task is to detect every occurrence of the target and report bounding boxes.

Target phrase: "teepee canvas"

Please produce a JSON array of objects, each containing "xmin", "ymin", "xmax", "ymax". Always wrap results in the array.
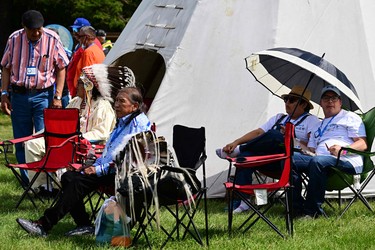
[{"xmin": 105, "ymin": 0, "xmax": 375, "ymax": 198}]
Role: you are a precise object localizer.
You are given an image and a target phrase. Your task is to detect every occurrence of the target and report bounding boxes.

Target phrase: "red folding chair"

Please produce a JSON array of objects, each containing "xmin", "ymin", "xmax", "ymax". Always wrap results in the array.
[
  {"xmin": 0, "ymin": 108, "xmax": 80, "ymax": 208},
  {"xmin": 224, "ymin": 122, "xmax": 295, "ymax": 238}
]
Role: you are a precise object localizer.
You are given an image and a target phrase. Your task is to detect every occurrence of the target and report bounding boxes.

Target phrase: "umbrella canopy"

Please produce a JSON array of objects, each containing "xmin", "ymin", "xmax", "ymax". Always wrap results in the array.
[
  {"xmin": 246, "ymin": 47, "xmax": 362, "ymax": 118},
  {"xmin": 45, "ymin": 24, "xmax": 74, "ymax": 52}
]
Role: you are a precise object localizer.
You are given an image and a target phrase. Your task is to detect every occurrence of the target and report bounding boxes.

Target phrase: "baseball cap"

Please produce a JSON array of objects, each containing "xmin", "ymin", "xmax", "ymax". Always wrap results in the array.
[
  {"xmin": 96, "ymin": 29, "xmax": 106, "ymax": 37},
  {"xmin": 70, "ymin": 17, "xmax": 91, "ymax": 30},
  {"xmin": 321, "ymin": 85, "xmax": 341, "ymax": 97},
  {"xmin": 22, "ymin": 10, "xmax": 44, "ymax": 29}
]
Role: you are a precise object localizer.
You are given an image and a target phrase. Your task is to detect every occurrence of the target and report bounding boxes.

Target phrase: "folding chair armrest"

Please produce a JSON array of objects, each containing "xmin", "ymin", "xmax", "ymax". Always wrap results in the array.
[
  {"xmin": 1, "ymin": 134, "xmax": 44, "ymax": 165},
  {"xmin": 48, "ymin": 135, "xmax": 79, "ymax": 149},
  {"xmin": 44, "ymin": 135, "xmax": 79, "ymax": 159},
  {"xmin": 193, "ymin": 155, "xmax": 207, "ymax": 170},
  {"xmin": 233, "ymin": 153, "xmax": 286, "ymax": 169},
  {"xmin": 341, "ymin": 147, "xmax": 375, "ymax": 158},
  {"xmin": 0, "ymin": 133, "xmax": 44, "ymax": 147},
  {"xmin": 336, "ymin": 147, "xmax": 375, "ymax": 166}
]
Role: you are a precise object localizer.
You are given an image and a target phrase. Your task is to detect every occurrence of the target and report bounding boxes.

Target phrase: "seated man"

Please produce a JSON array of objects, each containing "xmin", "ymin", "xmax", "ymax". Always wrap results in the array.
[
  {"xmin": 293, "ymin": 85, "xmax": 367, "ymax": 218},
  {"xmin": 25, "ymin": 64, "xmax": 117, "ymax": 196},
  {"xmin": 16, "ymin": 86, "xmax": 151, "ymax": 237},
  {"xmin": 216, "ymin": 86, "xmax": 320, "ymax": 213}
]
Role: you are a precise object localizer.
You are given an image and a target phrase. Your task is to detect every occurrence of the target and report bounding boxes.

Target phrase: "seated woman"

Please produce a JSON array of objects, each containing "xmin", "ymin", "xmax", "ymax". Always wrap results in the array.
[
  {"xmin": 16, "ymin": 86, "xmax": 151, "ymax": 237},
  {"xmin": 25, "ymin": 64, "xmax": 119, "ymax": 196},
  {"xmin": 216, "ymin": 85, "xmax": 320, "ymax": 213}
]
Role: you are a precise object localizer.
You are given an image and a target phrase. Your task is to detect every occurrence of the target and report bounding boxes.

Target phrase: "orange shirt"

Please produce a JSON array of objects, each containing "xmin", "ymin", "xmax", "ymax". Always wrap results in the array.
[{"xmin": 73, "ymin": 43, "xmax": 105, "ymax": 96}]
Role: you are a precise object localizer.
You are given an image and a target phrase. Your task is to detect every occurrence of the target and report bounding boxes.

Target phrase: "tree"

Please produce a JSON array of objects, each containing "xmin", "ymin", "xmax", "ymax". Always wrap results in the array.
[{"xmin": 0, "ymin": 0, "xmax": 142, "ymax": 57}]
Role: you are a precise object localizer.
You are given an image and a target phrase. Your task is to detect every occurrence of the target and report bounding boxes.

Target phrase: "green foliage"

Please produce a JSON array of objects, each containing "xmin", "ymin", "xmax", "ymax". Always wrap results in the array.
[
  {"xmin": 72, "ymin": 0, "xmax": 126, "ymax": 30},
  {"xmin": 3, "ymin": 0, "xmax": 142, "ymax": 32}
]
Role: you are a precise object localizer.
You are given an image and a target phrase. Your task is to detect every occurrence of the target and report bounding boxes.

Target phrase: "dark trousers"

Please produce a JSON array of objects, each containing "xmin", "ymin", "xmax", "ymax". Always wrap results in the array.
[{"xmin": 40, "ymin": 171, "xmax": 115, "ymax": 231}]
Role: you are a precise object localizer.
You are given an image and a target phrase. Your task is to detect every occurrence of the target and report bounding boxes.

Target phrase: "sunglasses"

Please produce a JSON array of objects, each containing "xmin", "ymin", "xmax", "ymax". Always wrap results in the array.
[
  {"xmin": 283, "ymin": 96, "xmax": 299, "ymax": 104},
  {"xmin": 321, "ymin": 95, "xmax": 340, "ymax": 102}
]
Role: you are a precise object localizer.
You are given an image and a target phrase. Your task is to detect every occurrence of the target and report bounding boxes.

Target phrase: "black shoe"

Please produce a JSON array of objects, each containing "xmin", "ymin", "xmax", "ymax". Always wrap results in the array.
[
  {"xmin": 65, "ymin": 225, "xmax": 95, "ymax": 236},
  {"xmin": 16, "ymin": 218, "xmax": 47, "ymax": 237},
  {"xmin": 36, "ymin": 186, "xmax": 58, "ymax": 199}
]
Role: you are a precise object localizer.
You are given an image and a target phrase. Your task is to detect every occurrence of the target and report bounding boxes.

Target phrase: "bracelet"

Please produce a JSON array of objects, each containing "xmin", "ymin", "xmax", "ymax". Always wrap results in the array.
[{"xmin": 1, "ymin": 90, "xmax": 8, "ymax": 96}]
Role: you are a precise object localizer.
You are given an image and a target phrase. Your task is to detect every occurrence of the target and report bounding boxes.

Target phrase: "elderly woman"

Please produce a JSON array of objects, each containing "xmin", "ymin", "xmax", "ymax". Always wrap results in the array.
[
  {"xmin": 16, "ymin": 86, "xmax": 151, "ymax": 237},
  {"xmin": 25, "ymin": 64, "xmax": 119, "ymax": 196},
  {"xmin": 216, "ymin": 85, "xmax": 320, "ymax": 213}
]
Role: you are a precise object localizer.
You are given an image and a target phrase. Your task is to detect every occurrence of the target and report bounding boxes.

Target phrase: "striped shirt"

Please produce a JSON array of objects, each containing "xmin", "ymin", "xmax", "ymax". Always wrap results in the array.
[{"xmin": 1, "ymin": 28, "xmax": 69, "ymax": 89}]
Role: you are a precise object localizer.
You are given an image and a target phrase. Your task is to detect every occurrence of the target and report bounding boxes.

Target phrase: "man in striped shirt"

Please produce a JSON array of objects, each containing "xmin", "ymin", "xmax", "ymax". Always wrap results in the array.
[{"xmin": 0, "ymin": 10, "xmax": 69, "ymax": 185}]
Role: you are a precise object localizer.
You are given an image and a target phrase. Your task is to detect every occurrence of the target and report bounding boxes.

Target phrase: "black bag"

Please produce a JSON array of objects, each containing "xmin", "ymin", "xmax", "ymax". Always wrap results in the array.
[
  {"xmin": 156, "ymin": 166, "xmax": 201, "ymax": 205},
  {"xmin": 117, "ymin": 166, "xmax": 201, "ymax": 206}
]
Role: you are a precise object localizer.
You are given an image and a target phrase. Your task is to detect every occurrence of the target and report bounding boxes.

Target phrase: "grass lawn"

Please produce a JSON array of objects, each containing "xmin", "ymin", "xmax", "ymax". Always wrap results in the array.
[{"xmin": 1, "ymin": 113, "xmax": 375, "ymax": 249}]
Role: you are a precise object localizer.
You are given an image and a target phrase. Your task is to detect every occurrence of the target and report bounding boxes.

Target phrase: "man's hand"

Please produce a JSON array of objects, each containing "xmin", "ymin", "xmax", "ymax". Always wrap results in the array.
[
  {"xmin": 327, "ymin": 144, "xmax": 342, "ymax": 157},
  {"xmin": 51, "ymin": 99, "xmax": 62, "ymax": 109},
  {"xmin": 0, "ymin": 95, "xmax": 12, "ymax": 115},
  {"xmin": 83, "ymin": 166, "xmax": 96, "ymax": 175}
]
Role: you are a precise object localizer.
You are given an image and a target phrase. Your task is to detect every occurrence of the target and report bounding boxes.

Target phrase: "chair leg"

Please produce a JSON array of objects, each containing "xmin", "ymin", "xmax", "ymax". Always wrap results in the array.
[
  {"xmin": 285, "ymin": 187, "xmax": 293, "ymax": 236},
  {"xmin": 16, "ymin": 171, "xmax": 45, "ymax": 209},
  {"xmin": 227, "ymin": 189, "xmax": 234, "ymax": 234},
  {"xmin": 339, "ymin": 174, "xmax": 374, "ymax": 218},
  {"xmin": 236, "ymin": 191, "xmax": 286, "ymax": 239}
]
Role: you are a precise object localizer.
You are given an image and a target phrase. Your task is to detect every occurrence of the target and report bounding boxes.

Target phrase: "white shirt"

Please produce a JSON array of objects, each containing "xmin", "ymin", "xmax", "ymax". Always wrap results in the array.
[
  {"xmin": 309, "ymin": 109, "xmax": 366, "ymax": 173},
  {"xmin": 260, "ymin": 113, "xmax": 320, "ymax": 143}
]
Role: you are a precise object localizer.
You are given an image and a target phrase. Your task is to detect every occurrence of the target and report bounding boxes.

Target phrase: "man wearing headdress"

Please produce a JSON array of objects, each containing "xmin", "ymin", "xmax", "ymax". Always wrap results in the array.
[{"xmin": 16, "ymin": 66, "xmax": 151, "ymax": 237}]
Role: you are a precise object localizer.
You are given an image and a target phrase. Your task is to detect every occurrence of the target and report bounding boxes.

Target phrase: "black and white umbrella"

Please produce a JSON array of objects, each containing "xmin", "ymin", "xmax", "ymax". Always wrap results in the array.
[{"xmin": 246, "ymin": 47, "xmax": 362, "ymax": 117}]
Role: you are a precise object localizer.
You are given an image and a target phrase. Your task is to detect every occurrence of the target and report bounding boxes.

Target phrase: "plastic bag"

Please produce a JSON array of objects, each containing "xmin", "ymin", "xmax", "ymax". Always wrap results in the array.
[{"xmin": 95, "ymin": 196, "xmax": 132, "ymax": 247}]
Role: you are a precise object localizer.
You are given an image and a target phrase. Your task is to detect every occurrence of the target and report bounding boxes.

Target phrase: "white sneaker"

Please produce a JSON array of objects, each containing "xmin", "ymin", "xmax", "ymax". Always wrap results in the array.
[
  {"xmin": 233, "ymin": 202, "xmax": 251, "ymax": 214},
  {"xmin": 216, "ymin": 147, "xmax": 240, "ymax": 159}
]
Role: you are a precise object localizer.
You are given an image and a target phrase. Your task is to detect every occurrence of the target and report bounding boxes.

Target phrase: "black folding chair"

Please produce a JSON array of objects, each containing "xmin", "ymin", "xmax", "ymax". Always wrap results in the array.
[{"xmin": 133, "ymin": 125, "xmax": 209, "ymax": 248}]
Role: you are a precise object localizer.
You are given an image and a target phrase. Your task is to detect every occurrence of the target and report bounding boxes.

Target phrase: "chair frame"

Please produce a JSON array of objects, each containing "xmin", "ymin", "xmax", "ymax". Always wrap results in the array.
[
  {"xmin": 325, "ymin": 107, "xmax": 375, "ymax": 218},
  {"xmin": 224, "ymin": 122, "xmax": 295, "ymax": 238},
  {"xmin": 132, "ymin": 125, "xmax": 209, "ymax": 248},
  {"xmin": 0, "ymin": 108, "xmax": 80, "ymax": 208}
]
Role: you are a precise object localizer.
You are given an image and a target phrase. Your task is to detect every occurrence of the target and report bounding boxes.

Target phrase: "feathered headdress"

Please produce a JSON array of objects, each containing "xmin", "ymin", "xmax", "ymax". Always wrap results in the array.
[{"xmin": 80, "ymin": 64, "xmax": 136, "ymax": 102}]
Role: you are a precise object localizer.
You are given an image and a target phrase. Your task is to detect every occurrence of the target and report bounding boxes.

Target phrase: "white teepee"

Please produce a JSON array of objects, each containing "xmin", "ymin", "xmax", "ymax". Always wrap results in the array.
[{"xmin": 105, "ymin": 0, "xmax": 375, "ymax": 198}]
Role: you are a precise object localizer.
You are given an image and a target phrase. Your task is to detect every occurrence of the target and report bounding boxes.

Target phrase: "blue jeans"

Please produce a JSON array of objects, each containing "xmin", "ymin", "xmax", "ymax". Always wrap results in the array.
[
  {"xmin": 10, "ymin": 90, "xmax": 52, "ymax": 185},
  {"xmin": 293, "ymin": 153, "xmax": 356, "ymax": 215}
]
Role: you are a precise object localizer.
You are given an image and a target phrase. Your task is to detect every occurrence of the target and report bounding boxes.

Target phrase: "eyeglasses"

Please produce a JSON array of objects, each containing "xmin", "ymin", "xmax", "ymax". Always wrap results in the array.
[
  {"xmin": 283, "ymin": 96, "xmax": 298, "ymax": 104},
  {"xmin": 321, "ymin": 95, "xmax": 340, "ymax": 102}
]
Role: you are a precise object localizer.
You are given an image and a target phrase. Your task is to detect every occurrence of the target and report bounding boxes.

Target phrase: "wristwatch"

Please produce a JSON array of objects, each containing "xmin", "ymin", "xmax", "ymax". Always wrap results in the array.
[{"xmin": 53, "ymin": 95, "xmax": 62, "ymax": 100}]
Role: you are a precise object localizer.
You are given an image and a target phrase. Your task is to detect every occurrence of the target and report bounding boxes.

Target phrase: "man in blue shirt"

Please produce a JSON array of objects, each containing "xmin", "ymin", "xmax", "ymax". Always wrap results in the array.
[{"xmin": 16, "ymin": 87, "xmax": 151, "ymax": 237}]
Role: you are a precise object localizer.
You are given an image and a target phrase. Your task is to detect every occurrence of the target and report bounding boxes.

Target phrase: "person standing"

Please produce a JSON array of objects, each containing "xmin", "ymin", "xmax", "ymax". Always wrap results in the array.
[
  {"xmin": 72, "ymin": 26, "xmax": 105, "ymax": 98},
  {"xmin": 67, "ymin": 18, "xmax": 103, "ymax": 97},
  {"xmin": 0, "ymin": 10, "xmax": 69, "ymax": 185},
  {"xmin": 96, "ymin": 29, "xmax": 113, "ymax": 55}
]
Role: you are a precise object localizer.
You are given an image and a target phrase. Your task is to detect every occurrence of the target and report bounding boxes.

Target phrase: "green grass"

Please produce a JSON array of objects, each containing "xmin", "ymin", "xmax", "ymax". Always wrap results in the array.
[{"xmin": 1, "ymin": 113, "xmax": 375, "ymax": 249}]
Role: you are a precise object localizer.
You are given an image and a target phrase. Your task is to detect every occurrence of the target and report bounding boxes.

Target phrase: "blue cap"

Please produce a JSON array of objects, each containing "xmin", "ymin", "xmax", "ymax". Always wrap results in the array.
[
  {"xmin": 70, "ymin": 17, "xmax": 91, "ymax": 29},
  {"xmin": 321, "ymin": 85, "xmax": 341, "ymax": 97}
]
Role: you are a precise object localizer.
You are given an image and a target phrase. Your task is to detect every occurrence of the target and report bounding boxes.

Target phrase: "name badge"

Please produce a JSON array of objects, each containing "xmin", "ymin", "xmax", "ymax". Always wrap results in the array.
[{"xmin": 26, "ymin": 66, "xmax": 36, "ymax": 76}]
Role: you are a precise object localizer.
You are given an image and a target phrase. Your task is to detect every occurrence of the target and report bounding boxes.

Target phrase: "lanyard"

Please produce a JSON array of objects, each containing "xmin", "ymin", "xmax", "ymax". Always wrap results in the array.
[
  {"xmin": 315, "ymin": 114, "xmax": 337, "ymax": 138},
  {"xmin": 27, "ymin": 42, "xmax": 35, "ymax": 88}
]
